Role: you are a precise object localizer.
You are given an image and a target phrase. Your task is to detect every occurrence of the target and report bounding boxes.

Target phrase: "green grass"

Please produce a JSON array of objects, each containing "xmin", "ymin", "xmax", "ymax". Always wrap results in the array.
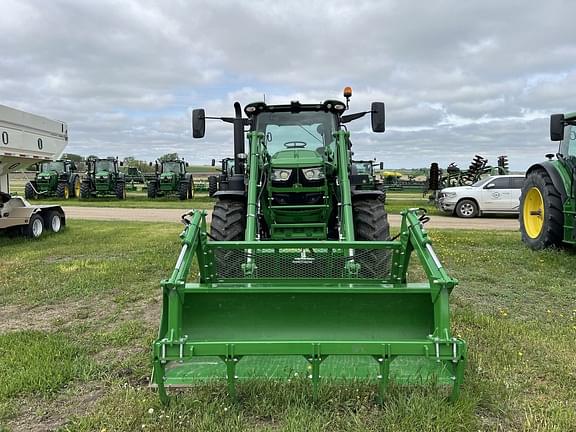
[{"xmin": 1, "ymin": 221, "xmax": 575, "ymax": 431}]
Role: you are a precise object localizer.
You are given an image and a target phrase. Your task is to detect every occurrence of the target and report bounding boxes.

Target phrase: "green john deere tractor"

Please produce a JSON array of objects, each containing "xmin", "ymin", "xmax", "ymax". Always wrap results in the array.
[
  {"xmin": 350, "ymin": 160, "xmax": 386, "ymax": 201},
  {"xmin": 151, "ymin": 88, "xmax": 466, "ymax": 404},
  {"xmin": 80, "ymin": 157, "xmax": 126, "ymax": 199},
  {"xmin": 208, "ymin": 157, "xmax": 236, "ymax": 197},
  {"xmin": 147, "ymin": 159, "xmax": 193, "ymax": 200},
  {"xmin": 520, "ymin": 113, "xmax": 576, "ymax": 249},
  {"xmin": 25, "ymin": 159, "xmax": 81, "ymax": 199}
]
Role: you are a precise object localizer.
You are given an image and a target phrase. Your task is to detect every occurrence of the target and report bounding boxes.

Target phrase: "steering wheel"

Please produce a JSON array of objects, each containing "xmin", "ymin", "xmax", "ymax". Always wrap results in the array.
[{"xmin": 283, "ymin": 141, "xmax": 307, "ymax": 148}]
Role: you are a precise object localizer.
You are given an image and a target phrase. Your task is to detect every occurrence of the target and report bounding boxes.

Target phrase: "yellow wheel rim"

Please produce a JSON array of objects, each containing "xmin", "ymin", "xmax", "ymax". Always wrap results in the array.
[
  {"xmin": 64, "ymin": 185, "xmax": 70, "ymax": 199},
  {"xmin": 523, "ymin": 187, "xmax": 544, "ymax": 239},
  {"xmin": 75, "ymin": 179, "xmax": 80, "ymax": 197}
]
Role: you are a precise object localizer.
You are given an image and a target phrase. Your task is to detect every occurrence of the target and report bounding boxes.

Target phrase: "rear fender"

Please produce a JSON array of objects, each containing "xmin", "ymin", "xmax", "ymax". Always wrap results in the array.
[{"xmin": 526, "ymin": 162, "xmax": 567, "ymax": 203}]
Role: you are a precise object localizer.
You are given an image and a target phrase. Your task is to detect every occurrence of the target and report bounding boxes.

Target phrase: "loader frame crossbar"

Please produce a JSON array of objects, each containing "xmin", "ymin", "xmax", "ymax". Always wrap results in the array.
[{"xmin": 152, "ymin": 209, "xmax": 467, "ymax": 404}]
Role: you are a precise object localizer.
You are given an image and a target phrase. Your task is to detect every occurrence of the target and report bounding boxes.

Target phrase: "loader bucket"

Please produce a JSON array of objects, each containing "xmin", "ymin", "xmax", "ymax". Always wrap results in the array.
[{"xmin": 152, "ymin": 209, "xmax": 467, "ymax": 403}]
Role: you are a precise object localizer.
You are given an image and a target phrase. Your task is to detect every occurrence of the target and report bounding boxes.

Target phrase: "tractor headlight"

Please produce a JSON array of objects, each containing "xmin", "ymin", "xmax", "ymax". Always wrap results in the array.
[
  {"xmin": 302, "ymin": 167, "xmax": 325, "ymax": 180},
  {"xmin": 271, "ymin": 169, "xmax": 292, "ymax": 181}
]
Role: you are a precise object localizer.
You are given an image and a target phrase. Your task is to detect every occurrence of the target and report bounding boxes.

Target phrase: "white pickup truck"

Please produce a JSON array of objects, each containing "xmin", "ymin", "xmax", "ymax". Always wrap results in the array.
[
  {"xmin": 437, "ymin": 174, "xmax": 525, "ymax": 218},
  {"xmin": 0, "ymin": 104, "xmax": 68, "ymax": 238}
]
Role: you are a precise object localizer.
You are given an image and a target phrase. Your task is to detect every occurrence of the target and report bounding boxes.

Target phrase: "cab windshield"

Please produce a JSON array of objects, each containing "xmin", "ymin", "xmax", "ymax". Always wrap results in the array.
[
  {"xmin": 41, "ymin": 162, "xmax": 64, "ymax": 173},
  {"xmin": 353, "ymin": 162, "xmax": 373, "ymax": 175},
  {"xmin": 162, "ymin": 162, "xmax": 182, "ymax": 173},
  {"xmin": 95, "ymin": 160, "xmax": 115, "ymax": 172},
  {"xmin": 255, "ymin": 111, "xmax": 336, "ymax": 155}
]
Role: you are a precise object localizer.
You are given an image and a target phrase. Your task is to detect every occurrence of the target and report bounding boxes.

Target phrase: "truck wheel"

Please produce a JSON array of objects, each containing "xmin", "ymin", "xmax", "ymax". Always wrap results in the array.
[
  {"xmin": 211, "ymin": 199, "xmax": 246, "ymax": 278},
  {"xmin": 44, "ymin": 210, "xmax": 64, "ymax": 233},
  {"xmin": 520, "ymin": 169, "xmax": 564, "ymax": 250},
  {"xmin": 56, "ymin": 182, "xmax": 70, "ymax": 199},
  {"xmin": 208, "ymin": 176, "xmax": 218, "ymax": 197},
  {"xmin": 147, "ymin": 182, "xmax": 158, "ymax": 198},
  {"xmin": 23, "ymin": 214, "xmax": 44, "ymax": 238},
  {"xmin": 178, "ymin": 182, "xmax": 188, "ymax": 200},
  {"xmin": 353, "ymin": 198, "xmax": 390, "ymax": 278},
  {"xmin": 72, "ymin": 177, "xmax": 81, "ymax": 198},
  {"xmin": 25, "ymin": 182, "xmax": 37, "ymax": 199},
  {"xmin": 455, "ymin": 199, "xmax": 478, "ymax": 218},
  {"xmin": 116, "ymin": 182, "xmax": 126, "ymax": 200},
  {"xmin": 80, "ymin": 181, "xmax": 91, "ymax": 199}
]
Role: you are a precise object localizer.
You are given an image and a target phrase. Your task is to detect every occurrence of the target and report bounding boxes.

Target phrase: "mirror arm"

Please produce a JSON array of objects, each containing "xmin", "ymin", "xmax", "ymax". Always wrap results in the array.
[{"xmin": 341, "ymin": 111, "xmax": 369, "ymax": 124}]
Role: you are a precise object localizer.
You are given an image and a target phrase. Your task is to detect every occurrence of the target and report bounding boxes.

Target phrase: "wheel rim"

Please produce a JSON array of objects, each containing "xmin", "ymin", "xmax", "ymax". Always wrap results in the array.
[
  {"xmin": 460, "ymin": 202, "xmax": 474, "ymax": 217},
  {"xmin": 523, "ymin": 187, "xmax": 544, "ymax": 239},
  {"xmin": 64, "ymin": 185, "xmax": 70, "ymax": 199},
  {"xmin": 32, "ymin": 218, "xmax": 43, "ymax": 237},
  {"xmin": 75, "ymin": 179, "xmax": 80, "ymax": 196},
  {"xmin": 51, "ymin": 215, "xmax": 61, "ymax": 232}
]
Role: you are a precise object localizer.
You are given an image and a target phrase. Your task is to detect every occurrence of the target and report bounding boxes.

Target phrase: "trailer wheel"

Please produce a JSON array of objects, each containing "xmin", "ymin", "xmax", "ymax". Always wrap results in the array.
[
  {"xmin": 25, "ymin": 182, "xmax": 37, "ymax": 199},
  {"xmin": 211, "ymin": 199, "xmax": 246, "ymax": 277},
  {"xmin": 23, "ymin": 214, "xmax": 44, "ymax": 239},
  {"xmin": 520, "ymin": 169, "xmax": 564, "ymax": 250},
  {"xmin": 147, "ymin": 182, "xmax": 158, "ymax": 198},
  {"xmin": 353, "ymin": 198, "xmax": 390, "ymax": 278},
  {"xmin": 178, "ymin": 182, "xmax": 188, "ymax": 200},
  {"xmin": 56, "ymin": 182, "xmax": 70, "ymax": 199},
  {"xmin": 208, "ymin": 176, "xmax": 218, "ymax": 197},
  {"xmin": 80, "ymin": 181, "xmax": 91, "ymax": 199},
  {"xmin": 44, "ymin": 210, "xmax": 64, "ymax": 233},
  {"xmin": 116, "ymin": 182, "xmax": 126, "ymax": 200}
]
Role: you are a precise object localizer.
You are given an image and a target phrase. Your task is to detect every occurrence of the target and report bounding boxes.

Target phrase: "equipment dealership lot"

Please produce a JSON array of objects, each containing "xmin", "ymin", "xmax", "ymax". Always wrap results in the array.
[{"xmin": 1, "ymin": 209, "xmax": 575, "ymax": 431}]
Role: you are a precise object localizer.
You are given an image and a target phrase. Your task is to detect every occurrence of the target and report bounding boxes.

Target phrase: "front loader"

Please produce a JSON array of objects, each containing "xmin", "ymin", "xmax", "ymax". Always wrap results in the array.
[
  {"xmin": 151, "ymin": 88, "xmax": 467, "ymax": 403},
  {"xmin": 520, "ymin": 113, "xmax": 576, "ymax": 249}
]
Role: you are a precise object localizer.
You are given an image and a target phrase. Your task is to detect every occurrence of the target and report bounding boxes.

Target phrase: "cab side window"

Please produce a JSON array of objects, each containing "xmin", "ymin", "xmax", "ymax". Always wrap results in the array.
[
  {"xmin": 569, "ymin": 126, "xmax": 576, "ymax": 157},
  {"xmin": 485, "ymin": 178, "xmax": 510, "ymax": 189}
]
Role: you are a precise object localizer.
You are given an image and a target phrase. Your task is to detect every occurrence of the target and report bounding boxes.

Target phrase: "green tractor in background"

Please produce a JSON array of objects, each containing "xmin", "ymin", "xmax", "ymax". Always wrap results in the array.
[
  {"xmin": 207, "ymin": 157, "xmax": 236, "ymax": 197},
  {"xmin": 80, "ymin": 157, "xmax": 126, "ymax": 199},
  {"xmin": 25, "ymin": 159, "xmax": 81, "ymax": 200},
  {"xmin": 350, "ymin": 160, "xmax": 386, "ymax": 201},
  {"xmin": 147, "ymin": 159, "xmax": 193, "ymax": 200},
  {"xmin": 520, "ymin": 113, "xmax": 576, "ymax": 249}
]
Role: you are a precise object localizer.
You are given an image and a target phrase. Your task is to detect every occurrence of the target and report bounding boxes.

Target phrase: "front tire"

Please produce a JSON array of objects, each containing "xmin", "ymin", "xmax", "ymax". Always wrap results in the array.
[
  {"xmin": 178, "ymin": 182, "xmax": 188, "ymax": 200},
  {"xmin": 25, "ymin": 182, "xmax": 37, "ymax": 200},
  {"xmin": 352, "ymin": 198, "xmax": 391, "ymax": 278},
  {"xmin": 147, "ymin": 182, "xmax": 158, "ymax": 198},
  {"xmin": 520, "ymin": 169, "xmax": 564, "ymax": 250},
  {"xmin": 208, "ymin": 176, "xmax": 218, "ymax": 197},
  {"xmin": 455, "ymin": 199, "xmax": 478, "ymax": 218},
  {"xmin": 210, "ymin": 199, "xmax": 246, "ymax": 278},
  {"xmin": 116, "ymin": 182, "xmax": 126, "ymax": 200},
  {"xmin": 56, "ymin": 182, "xmax": 70, "ymax": 199}
]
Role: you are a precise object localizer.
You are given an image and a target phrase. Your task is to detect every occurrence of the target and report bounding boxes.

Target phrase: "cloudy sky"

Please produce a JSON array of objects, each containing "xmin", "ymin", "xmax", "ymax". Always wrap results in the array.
[{"xmin": 1, "ymin": 0, "xmax": 575, "ymax": 169}]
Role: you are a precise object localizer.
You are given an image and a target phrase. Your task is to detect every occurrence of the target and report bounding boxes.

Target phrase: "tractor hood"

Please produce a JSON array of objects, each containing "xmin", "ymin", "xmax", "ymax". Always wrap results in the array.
[
  {"xmin": 270, "ymin": 149, "xmax": 323, "ymax": 169},
  {"xmin": 37, "ymin": 172, "xmax": 56, "ymax": 180},
  {"xmin": 95, "ymin": 170, "xmax": 111, "ymax": 179},
  {"xmin": 160, "ymin": 172, "xmax": 175, "ymax": 180}
]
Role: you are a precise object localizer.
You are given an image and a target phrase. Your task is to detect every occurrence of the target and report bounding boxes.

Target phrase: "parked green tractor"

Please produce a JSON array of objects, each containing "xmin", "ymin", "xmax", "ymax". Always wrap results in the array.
[
  {"xmin": 350, "ymin": 160, "xmax": 386, "ymax": 201},
  {"xmin": 520, "ymin": 113, "xmax": 576, "ymax": 249},
  {"xmin": 147, "ymin": 159, "xmax": 193, "ymax": 200},
  {"xmin": 80, "ymin": 157, "xmax": 126, "ymax": 199},
  {"xmin": 25, "ymin": 159, "xmax": 81, "ymax": 199},
  {"xmin": 207, "ymin": 157, "xmax": 235, "ymax": 197},
  {"xmin": 151, "ymin": 89, "xmax": 466, "ymax": 403}
]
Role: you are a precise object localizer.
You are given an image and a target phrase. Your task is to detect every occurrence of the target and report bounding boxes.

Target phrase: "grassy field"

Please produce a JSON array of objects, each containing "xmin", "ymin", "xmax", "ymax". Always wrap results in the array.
[{"xmin": 1, "ymin": 221, "xmax": 575, "ymax": 431}]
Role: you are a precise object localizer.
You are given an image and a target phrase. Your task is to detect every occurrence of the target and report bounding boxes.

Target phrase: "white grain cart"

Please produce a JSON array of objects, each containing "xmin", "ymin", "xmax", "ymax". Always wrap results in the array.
[{"xmin": 0, "ymin": 104, "xmax": 68, "ymax": 238}]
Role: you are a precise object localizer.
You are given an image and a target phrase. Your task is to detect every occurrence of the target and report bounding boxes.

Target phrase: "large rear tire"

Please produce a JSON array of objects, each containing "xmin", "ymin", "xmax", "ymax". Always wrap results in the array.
[
  {"xmin": 116, "ymin": 182, "xmax": 126, "ymax": 200},
  {"xmin": 520, "ymin": 169, "xmax": 564, "ymax": 250},
  {"xmin": 210, "ymin": 199, "xmax": 246, "ymax": 278},
  {"xmin": 147, "ymin": 182, "xmax": 158, "ymax": 199},
  {"xmin": 71, "ymin": 176, "xmax": 81, "ymax": 198},
  {"xmin": 352, "ymin": 198, "xmax": 391, "ymax": 278},
  {"xmin": 178, "ymin": 182, "xmax": 188, "ymax": 200}
]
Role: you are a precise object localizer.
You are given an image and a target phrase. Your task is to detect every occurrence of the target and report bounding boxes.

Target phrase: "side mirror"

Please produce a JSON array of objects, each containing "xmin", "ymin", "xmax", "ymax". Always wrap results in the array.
[
  {"xmin": 211, "ymin": 158, "xmax": 216, "ymax": 167},
  {"xmin": 371, "ymin": 102, "xmax": 385, "ymax": 133},
  {"xmin": 149, "ymin": 162, "xmax": 153, "ymax": 167},
  {"xmin": 550, "ymin": 113, "xmax": 565, "ymax": 141},
  {"xmin": 185, "ymin": 162, "xmax": 189, "ymax": 167},
  {"xmin": 119, "ymin": 161, "xmax": 124, "ymax": 167},
  {"xmin": 192, "ymin": 109, "xmax": 205, "ymax": 138},
  {"xmin": 379, "ymin": 162, "xmax": 384, "ymax": 170}
]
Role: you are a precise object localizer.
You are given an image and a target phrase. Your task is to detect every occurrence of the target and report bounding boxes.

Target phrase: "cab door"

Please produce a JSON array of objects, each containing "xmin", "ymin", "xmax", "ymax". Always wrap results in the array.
[{"xmin": 481, "ymin": 177, "xmax": 511, "ymax": 211}]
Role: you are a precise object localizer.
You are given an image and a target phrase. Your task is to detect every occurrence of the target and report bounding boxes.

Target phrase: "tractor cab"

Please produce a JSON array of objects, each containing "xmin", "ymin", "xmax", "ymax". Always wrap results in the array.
[{"xmin": 37, "ymin": 160, "xmax": 66, "ymax": 189}]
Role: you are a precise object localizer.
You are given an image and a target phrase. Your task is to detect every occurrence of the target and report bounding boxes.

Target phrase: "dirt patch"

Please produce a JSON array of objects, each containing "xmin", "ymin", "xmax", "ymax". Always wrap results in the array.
[{"xmin": 6, "ymin": 382, "xmax": 105, "ymax": 432}]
